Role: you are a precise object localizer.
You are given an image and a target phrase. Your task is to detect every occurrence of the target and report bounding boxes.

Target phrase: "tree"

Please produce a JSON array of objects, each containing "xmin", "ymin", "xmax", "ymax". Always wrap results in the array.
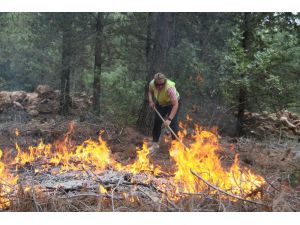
[
  {"xmin": 137, "ymin": 13, "xmax": 172, "ymax": 135},
  {"xmin": 93, "ymin": 12, "xmax": 104, "ymax": 114},
  {"xmin": 220, "ymin": 12, "xmax": 300, "ymax": 135},
  {"xmin": 236, "ymin": 13, "xmax": 252, "ymax": 136},
  {"xmin": 60, "ymin": 13, "xmax": 73, "ymax": 115}
]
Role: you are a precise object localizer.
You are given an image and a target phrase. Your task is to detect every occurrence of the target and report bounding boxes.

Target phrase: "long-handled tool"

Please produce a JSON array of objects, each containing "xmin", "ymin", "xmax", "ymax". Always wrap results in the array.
[{"xmin": 153, "ymin": 106, "xmax": 188, "ymax": 150}]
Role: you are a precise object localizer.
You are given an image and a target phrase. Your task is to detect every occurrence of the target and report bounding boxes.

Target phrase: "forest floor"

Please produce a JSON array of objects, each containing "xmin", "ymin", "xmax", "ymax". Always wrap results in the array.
[{"xmin": 0, "ymin": 109, "xmax": 300, "ymax": 212}]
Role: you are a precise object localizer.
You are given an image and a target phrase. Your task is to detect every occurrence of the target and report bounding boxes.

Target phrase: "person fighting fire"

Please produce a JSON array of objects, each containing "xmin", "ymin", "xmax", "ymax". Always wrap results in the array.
[{"xmin": 148, "ymin": 72, "xmax": 181, "ymax": 154}]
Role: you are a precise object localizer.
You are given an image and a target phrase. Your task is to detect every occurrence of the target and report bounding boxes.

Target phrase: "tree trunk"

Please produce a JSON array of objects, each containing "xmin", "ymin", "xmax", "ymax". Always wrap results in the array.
[
  {"xmin": 60, "ymin": 13, "xmax": 72, "ymax": 115},
  {"xmin": 145, "ymin": 12, "xmax": 152, "ymax": 64},
  {"xmin": 236, "ymin": 13, "xmax": 251, "ymax": 136},
  {"xmin": 93, "ymin": 12, "xmax": 104, "ymax": 114},
  {"xmin": 170, "ymin": 13, "xmax": 181, "ymax": 79},
  {"xmin": 137, "ymin": 13, "xmax": 172, "ymax": 135}
]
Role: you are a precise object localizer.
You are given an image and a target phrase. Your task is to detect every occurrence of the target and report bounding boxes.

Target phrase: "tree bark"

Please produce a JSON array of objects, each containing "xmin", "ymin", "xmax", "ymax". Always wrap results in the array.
[
  {"xmin": 93, "ymin": 12, "xmax": 104, "ymax": 114},
  {"xmin": 236, "ymin": 13, "xmax": 251, "ymax": 136},
  {"xmin": 60, "ymin": 13, "xmax": 73, "ymax": 115},
  {"xmin": 145, "ymin": 12, "xmax": 152, "ymax": 65},
  {"xmin": 137, "ymin": 13, "xmax": 172, "ymax": 135}
]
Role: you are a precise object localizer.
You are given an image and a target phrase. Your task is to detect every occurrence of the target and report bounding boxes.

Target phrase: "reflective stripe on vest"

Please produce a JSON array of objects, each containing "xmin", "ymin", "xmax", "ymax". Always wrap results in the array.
[{"xmin": 149, "ymin": 79, "xmax": 180, "ymax": 106}]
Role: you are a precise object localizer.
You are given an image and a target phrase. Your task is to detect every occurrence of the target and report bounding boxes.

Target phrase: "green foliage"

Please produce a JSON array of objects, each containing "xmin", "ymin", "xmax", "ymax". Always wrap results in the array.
[
  {"xmin": 166, "ymin": 38, "xmax": 216, "ymax": 102},
  {"xmin": 1, "ymin": 12, "xmax": 299, "ymax": 126},
  {"xmin": 101, "ymin": 63, "xmax": 144, "ymax": 125},
  {"xmin": 0, "ymin": 13, "xmax": 62, "ymax": 91},
  {"xmin": 219, "ymin": 18, "xmax": 300, "ymax": 112}
]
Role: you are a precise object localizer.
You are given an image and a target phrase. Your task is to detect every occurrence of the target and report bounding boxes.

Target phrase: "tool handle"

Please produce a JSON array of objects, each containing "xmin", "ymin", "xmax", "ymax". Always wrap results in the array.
[{"xmin": 153, "ymin": 106, "xmax": 188, "ymax": 149}]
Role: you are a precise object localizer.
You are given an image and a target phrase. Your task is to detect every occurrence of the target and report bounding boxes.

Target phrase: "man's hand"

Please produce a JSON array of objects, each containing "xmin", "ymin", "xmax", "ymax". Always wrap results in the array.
[
  {"xmin": 149, "ymin": 100, "xmax": 155, "ymax": 108},
  {"xmin": 164, "ymin": 119, "xmax": 171, "ymax": 127}
]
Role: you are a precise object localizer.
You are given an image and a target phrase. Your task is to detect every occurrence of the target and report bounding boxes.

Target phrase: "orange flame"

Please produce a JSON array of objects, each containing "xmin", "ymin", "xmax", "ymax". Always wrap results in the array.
[
  {"xmin": 118, "ymin": 142, "xmax": 162, "ymax": 176},
  {"xmin": 6, "ymin": 121, "xmax": 266, "ymax": 205},
  {"xmin": 169, "ymin": 124, "xmax": 265, "ymax": 199},
  {"xmin": 0, "ymin": 149, "xmax": 18, "ymax": 209},
  {"xmin": 13, "ymin": 124, "xmax": 121, "ymax": 173},
  {"xmin": 99, "ymin": 184, "xmax": 107, "ymax": 194}
]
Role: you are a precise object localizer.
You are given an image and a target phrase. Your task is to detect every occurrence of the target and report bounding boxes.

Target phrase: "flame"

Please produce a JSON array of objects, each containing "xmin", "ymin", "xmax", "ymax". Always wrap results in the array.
[
  {"xmin": 15, "ymin": 129, "xmax": 19, "ymax": 137},
  {"xmin": 2, "ymin": 121, "xmax": 266, "ymax": 208},
  {"xmin": 118, "ymin": 142, "xmax": 162, "ymax": 176},
  {"xmin": 0, "ymin": 149, "xmax": 18, "ymax": 209},
  {"xmin": 169, "ymin": 124, "xmax": 265, "ymax": 199},
  {"xmin": 99, "ymin": 185, "xmax": 107, "ymax": 194},
  {"xmin": 186, "ymin": 114, "xmax": 193, "ymax": 122},
  {"xmin": 12, "ymin": 124, "xmax": 121, "ymax": 173},
  {"xmin": 11, "ymin": 123, "xmax": 163, "ymax": 176}
]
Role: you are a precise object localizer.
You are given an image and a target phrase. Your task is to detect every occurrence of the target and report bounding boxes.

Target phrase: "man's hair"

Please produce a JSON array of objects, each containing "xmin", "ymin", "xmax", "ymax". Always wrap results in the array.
[{"xmin": 154, "ymin": 72, "xmax": 166, "ymax": 81}]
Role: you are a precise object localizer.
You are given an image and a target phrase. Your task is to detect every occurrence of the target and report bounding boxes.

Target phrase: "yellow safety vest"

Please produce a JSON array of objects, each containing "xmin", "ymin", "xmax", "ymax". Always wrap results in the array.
[{"xmin": 149, "ymin": 79, "xmax": 180, "ymax": 106}]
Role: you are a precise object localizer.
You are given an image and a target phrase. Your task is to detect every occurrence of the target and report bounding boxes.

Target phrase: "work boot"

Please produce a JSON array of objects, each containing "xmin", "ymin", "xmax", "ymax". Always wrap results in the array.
[{"xmin": 149, "ymin": 142, "xmax": 159, "ymax": 155}]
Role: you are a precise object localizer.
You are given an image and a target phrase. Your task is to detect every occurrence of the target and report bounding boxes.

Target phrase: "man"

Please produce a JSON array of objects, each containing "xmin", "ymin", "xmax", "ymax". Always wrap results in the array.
[{"xmin": 148, "ymin": 72, "xmax": 181, "ymax": 154}]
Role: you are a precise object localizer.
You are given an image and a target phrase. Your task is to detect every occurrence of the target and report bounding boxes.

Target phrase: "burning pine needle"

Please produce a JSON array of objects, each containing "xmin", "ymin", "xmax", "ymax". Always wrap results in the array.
[{"xmin": 0, "ymin": 121, "xmax": 267, "ymax": 211}]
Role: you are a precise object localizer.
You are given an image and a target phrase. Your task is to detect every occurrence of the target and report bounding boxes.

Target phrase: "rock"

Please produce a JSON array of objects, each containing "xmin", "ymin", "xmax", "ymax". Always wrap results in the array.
[{"xmin": 28, "ymin": 110, "xmax": 39, "ymax": 117}]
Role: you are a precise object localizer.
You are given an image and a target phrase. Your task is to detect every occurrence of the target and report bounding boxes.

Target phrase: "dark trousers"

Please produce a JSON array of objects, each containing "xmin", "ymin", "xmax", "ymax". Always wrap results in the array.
[{"xmin": 152, "ymin": 100, "xmax": 181, "ymax": 142}]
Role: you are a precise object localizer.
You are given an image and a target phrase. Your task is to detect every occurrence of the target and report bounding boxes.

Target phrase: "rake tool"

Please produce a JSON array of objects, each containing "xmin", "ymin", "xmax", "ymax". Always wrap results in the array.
[{"xmin": 153, "ymin": 106, "xmax": 188, "ymax": 151}]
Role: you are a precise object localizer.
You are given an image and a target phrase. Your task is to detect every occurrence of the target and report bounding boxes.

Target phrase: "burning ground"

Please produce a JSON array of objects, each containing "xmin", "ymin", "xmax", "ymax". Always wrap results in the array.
[
  {"xmin": 0, "ymin": 86, "xmax": 300, "ymax": 211},
  {"xmin": 1, "ymin": 116, "xmax": 300, "ymax": 212}
]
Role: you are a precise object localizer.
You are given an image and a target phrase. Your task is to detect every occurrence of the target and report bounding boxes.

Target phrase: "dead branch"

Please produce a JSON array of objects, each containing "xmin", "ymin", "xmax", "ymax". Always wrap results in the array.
[
  {"xmin": 136, "ymin": 186, "xmax": 177, "ymax": 211},
  {"xmin": 30, "ymin": 177, "xmax": 40, "ymax": 212},
  {"xmin": 111, "ymin": 175, "xmax": 124, "ymax": 212},
  {"xmin": 190, "ymin": 169, "xmax": 267, "ymax": 206},
  {"xmin": 280, "ymin": 116, "xmax": 296, "ymax": 129},
  {"xmin": 58, "ymin": 193, "xmax": 122, "ymax": 200}
]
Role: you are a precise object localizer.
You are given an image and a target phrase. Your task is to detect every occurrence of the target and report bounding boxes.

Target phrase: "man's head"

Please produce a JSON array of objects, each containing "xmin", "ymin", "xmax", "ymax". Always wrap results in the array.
[{"xmin": 154, "ymin": 73, "xmax": 166, "ymax": 90}]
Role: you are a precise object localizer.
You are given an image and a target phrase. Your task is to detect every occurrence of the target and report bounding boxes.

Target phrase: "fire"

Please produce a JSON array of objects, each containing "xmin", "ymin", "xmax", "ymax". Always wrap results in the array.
[
  {"xmin": 186, "ymin": 114, "xmax": 193, "ymax": 122},
  {"xmin": 99, "ymin": 184, "xmax": 107, "ymax": 194},
  {"xmin": 118, "ymin": 142, "xmax": 162, "ymax": 176},
  {"xmin": 12, "ymin": 123, "xmax": 162, "ymax": 177},
  {"xmin": 1, "ymin": 121, "xmax": 266, "ymax": 209},
  {"xmin": 13, "ymin": 123, "xmax": 121, "ymax": 173},
  {"xmin": 0, "ymin": 149, "xmax": 18, "ymax": 209},
  {"xmin": 169, "ymin": 124, "xmax": 265, "ymax": 199},
  {"xmin": 49, "ymin": 134, "xmax": 119, "ymax": 173}
]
